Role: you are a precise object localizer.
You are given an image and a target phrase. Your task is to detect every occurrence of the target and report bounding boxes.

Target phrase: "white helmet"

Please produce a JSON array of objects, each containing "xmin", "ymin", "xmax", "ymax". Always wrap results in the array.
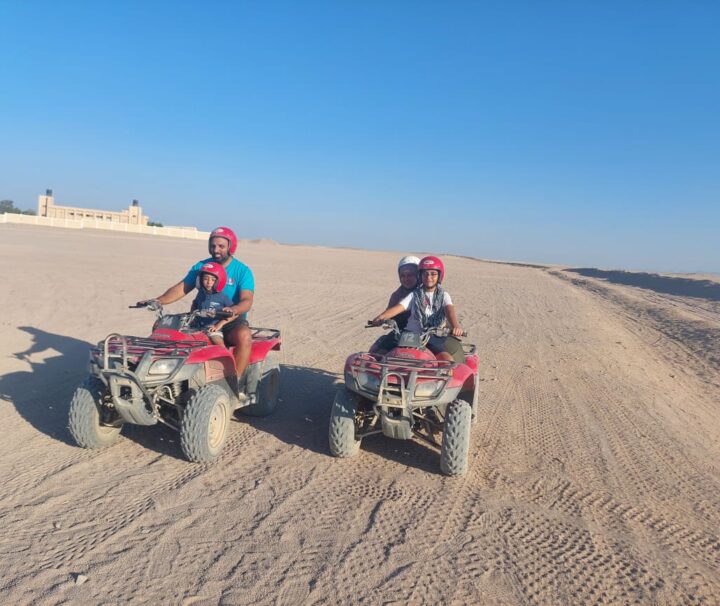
[{"xmin": 397, "ymin": 255, "xmax": 420, "ymax": 270}]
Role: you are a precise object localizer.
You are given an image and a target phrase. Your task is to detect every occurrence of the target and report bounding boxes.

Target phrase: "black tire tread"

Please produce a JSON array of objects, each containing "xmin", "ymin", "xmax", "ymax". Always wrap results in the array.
[
  {"xmin": 440, "ymin": 399, "xmax": 472, "ymax": 476},
  {"xmin": 68, "ymin": 376, "xmax": 122, "ymax": 449},
  {"xmin": 180, "ymin": 383, "xmax": 230, "ymax": 463},
  {"xmin": 328, "ymin": 387, "xmax": 361, "ymax": 458}
]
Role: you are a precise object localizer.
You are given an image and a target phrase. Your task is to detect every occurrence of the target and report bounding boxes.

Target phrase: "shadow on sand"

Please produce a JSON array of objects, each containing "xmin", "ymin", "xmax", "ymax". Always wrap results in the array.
[
  {"xmin": 246, "ymin": 364, "xmax": 340, "ymax": 457},
  {"xmin": 258, "ymin": 364, "xmax": 442, "ymax": 474},
  {"xmin": 0, "ymin": 326, "xmax": 191, "ymax": 457},
  {"xmin": 1, "ymin": 331, "xmax": 445, "ymax": 472},
  {"xmin": 0, "ymin": 326, "xmax": 95, "ymax": 446},
  {"xmin": 565, "ymin": 268, "xmax": 720, "ymax": 301}
]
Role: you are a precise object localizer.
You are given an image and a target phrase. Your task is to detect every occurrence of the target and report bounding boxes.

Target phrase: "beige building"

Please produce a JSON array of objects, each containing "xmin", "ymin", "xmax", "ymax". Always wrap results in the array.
[{"xmin": 37, "ymin": 189, "xmax": 149, "ymax": 225}]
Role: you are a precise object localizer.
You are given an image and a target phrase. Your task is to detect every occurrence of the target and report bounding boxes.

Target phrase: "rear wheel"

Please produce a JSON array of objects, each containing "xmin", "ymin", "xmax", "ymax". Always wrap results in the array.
[
  {"xmin": 329, "ymin": 387, "xmax": 361, "ymax": 458},
  {"xmin": 239, "ymin": 357, "xmax": 280, "ymax": 417},
  {"xmin": 68, "ymin": 376, "xmax": 123, "ymax": 449},
  {"xmin": 180, "ymin": 384, "xmax": 231, "ymax": 462},
  {"xmin": 440, "ymin": 399, "xmax": 472, "ymax": 476}
]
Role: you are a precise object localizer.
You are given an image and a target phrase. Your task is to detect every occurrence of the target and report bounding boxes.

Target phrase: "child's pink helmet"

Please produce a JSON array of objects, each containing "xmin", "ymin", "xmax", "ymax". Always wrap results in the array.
[
  {"xmin": 209, "ymin": 226, "xmax": 238, "ymax": 255},
  {"xmin": 419, "ymin": 255, "xmax": 445, "ymax": 283},
  {"xmin": 197, "ymin": 262, "xmax": 227, "ymax": 292}
]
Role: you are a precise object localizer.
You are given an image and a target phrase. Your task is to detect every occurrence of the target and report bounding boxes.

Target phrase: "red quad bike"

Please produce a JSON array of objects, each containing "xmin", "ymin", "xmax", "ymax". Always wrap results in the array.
[
  {"xmin": 329, "ymin": 321, "xmax": 479, "ymax": 476},
  {"xmin": 68, "ymin": 302, "xmax": 281, "ymax": 462}
]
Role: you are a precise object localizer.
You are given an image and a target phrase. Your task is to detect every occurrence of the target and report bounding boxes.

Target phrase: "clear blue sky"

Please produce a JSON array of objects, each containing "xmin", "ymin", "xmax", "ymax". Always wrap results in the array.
[{"xmin": 1, "ymin": 1, "xmax": 718, "ymax": 272}]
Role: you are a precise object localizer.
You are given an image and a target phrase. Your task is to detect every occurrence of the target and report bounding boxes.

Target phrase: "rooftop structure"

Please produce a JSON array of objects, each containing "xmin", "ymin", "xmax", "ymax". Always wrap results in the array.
[{"xmin": 37, "ymin": 189, "xmax": 149, "ymax": 226}]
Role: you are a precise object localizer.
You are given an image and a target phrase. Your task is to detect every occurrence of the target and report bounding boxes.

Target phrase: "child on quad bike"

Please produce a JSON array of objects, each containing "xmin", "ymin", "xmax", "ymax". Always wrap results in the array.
[
  {"xmin": 190, "ymin": 262, "xmax": 234, "ymax": 346},
  {"xmin": 137, "ymin": 226, "xmax": 255, "ymax": 386},
  {"xmin": 369, "ymin": 255, "xmax": 420, "ymax": 354},
  {"xmin": 371, "ymin": 255, "xmax": 465, "ymax": 363}
]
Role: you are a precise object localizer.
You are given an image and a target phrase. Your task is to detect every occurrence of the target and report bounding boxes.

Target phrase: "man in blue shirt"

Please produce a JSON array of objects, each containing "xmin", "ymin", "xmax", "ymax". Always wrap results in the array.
[{"xmin": 141, "ymin": 226, "xmax": 255, "ymax": 385}]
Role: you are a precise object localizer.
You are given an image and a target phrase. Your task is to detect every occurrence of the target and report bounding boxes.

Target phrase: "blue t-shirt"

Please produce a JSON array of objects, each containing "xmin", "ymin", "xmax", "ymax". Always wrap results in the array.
[
  {"xmin": 184, "ymin": 257, "xmax": 255, "ymax": 321},
  {"xmin": 191, "ymin": 290, "xmax": 234, "ymax": 329}
]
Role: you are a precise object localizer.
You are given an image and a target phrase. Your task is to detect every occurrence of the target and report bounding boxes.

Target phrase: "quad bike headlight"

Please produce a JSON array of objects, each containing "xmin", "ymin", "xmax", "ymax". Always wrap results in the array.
[
  {"xmin": 356, "ymin": 372, "xmax": 380, "ymax": 392},
  {"xmin": 414, "ymin": 380, "xmax": 443, "ymax": 398},
  {"xmin": 148, "ymin": 358, "xmax": 181, "ymax": 376}
]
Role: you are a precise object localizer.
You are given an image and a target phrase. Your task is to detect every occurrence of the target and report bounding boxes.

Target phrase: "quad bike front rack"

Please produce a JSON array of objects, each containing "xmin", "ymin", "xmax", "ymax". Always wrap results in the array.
[
  {"xmin": 348, "ymin": 354, "xmax": 456, "ymax": 441},
  {"xmin": 95, "ymin": 334, "xmax": 202, "ymax": 426}
]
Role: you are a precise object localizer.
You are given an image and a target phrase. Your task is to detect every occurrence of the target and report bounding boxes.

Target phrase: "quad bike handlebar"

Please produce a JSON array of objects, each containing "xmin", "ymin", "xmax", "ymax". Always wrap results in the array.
[
  {"xmin": 365, "ymin": 320, "xmax": 467, "ymax": 339},
  {"xmin": 197, "ymin": 309, "xmax": 234, "ymax": 320},
  {"xmin": 131, "ymin": 299, "xmax": 162, "ymax": 311},
  {"xmin": 366, "ymin": 319, "xmax": 400, "ymax": 331},
  {"xmin": 131, "ymin": 301, "xmax": 235, "ymax": 331},
  {"xmin": 432, "ymin": 327, "xmax": 468, "ymax": 338}
]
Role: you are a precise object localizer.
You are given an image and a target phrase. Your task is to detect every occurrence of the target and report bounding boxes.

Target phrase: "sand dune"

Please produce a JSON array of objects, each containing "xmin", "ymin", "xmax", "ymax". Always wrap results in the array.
[{"xmin": 1, "ymin": 223, "xmax": 719, "ymax": 605}]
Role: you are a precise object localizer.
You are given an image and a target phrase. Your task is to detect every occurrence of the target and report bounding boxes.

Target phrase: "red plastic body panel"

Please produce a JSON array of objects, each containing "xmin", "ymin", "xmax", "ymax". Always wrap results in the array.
[
  {"xmin": 186, "ymin": 345, "xmax": 234, "ymax": 364},
  {"xmin": 204, "ymin": 356, "xmax": 237, "ymax": 382},
  {"xmin": 150, "ymin": 328, "xmax": 208, "ymax": 343},
  {"xmin": 346, "ymin": 344, "xmax": 477, "ymax": 390},
  {"xmin": 145, "ymin": 326, "xmax": 280, "ymax": 379},
  {"xmin": 245, "ymin": 338, "xmax": 282, "ymax": 365},
  {"xmin": 450, "ymin": 364, "xmax": 474, "ymax": 390}
]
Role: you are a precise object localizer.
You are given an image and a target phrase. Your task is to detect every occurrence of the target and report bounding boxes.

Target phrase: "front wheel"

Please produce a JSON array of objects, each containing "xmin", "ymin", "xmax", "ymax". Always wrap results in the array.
[
  {"xmin": 440, "ymin": 399, "xmax": 472, "ymax": 476},
  {"xmin": 180, "ymin": 384, "xmax": 231, "ymax": 462},
  {"xmin": 68, "ymin": 376, "xmax": 123, "ymax": 449},
  {"xmin": 328, "ymin": 387, "xmax": 361, "ymax": 458}
]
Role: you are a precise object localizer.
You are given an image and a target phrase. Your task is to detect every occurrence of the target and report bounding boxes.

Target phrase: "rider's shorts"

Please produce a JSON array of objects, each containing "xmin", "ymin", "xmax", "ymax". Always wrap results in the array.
[
  {"xmin": 221, "ymin": 317, "xmax": 250, "ymax": 343},
  {"xmin": 370, "ymin": 332, "xmax": 399, "ymax": 353},
  {"xmin": 426, "ymin": 335, "xmax": 465, "ymax": 364}
]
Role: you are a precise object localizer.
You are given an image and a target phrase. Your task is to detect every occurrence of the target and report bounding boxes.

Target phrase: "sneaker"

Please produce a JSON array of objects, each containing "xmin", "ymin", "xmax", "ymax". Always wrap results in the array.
[{"xmin": 236, "ymin": 377, "xmax": 248, "ymax": 401}]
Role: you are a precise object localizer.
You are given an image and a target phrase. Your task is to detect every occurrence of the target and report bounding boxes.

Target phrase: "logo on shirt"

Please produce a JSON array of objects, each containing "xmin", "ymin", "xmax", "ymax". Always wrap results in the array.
[{"xmin": 227, "ymin": 278, "xmax": 235, "ymax": 285}]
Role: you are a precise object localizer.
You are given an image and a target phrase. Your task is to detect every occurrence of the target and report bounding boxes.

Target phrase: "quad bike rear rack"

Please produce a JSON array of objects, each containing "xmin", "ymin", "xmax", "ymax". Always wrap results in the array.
[
  {"xmin": 461, "ymin": 342, "xmax": 477, "ymax": 356},
  {"xmin": 248, "ymin": 327, "xmax": 281, "ymax": 341}
]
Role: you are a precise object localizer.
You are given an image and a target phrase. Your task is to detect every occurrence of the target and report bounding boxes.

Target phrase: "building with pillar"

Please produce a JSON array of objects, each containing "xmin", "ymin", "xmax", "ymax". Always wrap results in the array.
[{"xmin": 37, "ymin": 189, "xmax": 150, "ymax": 225}]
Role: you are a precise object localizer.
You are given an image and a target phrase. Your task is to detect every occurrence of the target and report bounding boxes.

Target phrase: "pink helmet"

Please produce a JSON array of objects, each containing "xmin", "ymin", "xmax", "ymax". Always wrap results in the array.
[
  {"xmin": 419, "ymin": 255, "xmax": 445, "ymax": 283},
  {"xmin": 197, "ymin": 262, "xmax": 227, "ymax": 292},
  {"xmin": 209, "ymin": 226, "xmax": 238, "ymax": 255}
]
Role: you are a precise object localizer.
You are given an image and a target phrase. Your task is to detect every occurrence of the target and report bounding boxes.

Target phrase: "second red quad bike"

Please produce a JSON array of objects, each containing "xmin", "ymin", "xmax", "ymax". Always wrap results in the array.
[
  {"xmin": 329, "ymin": 321, "xmax": 479, "ymax": 476},
  {"xmin": 68, "ymin": 302, "xmax": 281, "ymax": 462}
]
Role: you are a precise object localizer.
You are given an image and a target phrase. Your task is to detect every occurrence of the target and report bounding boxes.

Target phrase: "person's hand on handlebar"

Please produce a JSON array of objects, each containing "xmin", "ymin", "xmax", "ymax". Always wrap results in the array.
[
  {"xmin": 451, "ymin": 326, "xmax": 465, "ymax": 338},
  {"xmin": 134, "ymin": 299, "xmax": 161, "ymax": 310},
  {"xmin": 368, "ymin": 317, "xmax": 384, "ymax": 327},
  {"xmin": 209, "ymin": 310, "xmax": 234, "ymax": 333}
]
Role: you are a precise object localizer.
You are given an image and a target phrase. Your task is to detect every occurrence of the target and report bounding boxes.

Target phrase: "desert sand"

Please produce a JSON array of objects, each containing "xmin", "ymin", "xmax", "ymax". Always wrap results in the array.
[{"xmin": 1, "ymin": 223, "xmax": 719, "ymax": 605}]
